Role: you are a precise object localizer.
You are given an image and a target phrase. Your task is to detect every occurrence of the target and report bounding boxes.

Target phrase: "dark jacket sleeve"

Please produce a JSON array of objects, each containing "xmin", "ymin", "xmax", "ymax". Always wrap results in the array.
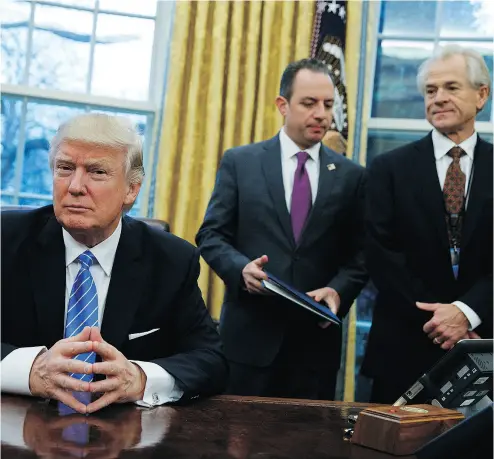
[
  {"xmin": 152, "ymin": 248, "xmax": 228, "ymax": 400},
  {"xmin": 364, "ymin": 153, "xmax": 426, "ymax": 306},
  {"xmin": 195, "ymin": 149, "xmax": 251, "ymax": 292},
  {"xmin": 458, "ymin": 276, "xmax": 493, "ymax": 331},
  {"xmin": 327, "ymin": 166, "xmax": 369, "ymax": 315},
  {"xmin": 1, "ymin": 343, "xmax": 18, "ymax": 361}
]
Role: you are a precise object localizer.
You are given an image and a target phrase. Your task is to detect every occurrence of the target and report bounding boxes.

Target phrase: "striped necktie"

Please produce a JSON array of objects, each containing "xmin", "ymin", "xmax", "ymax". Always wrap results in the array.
[{"xmin": 65, "ymin": 250, "xmax": 99, "ymax": 382}]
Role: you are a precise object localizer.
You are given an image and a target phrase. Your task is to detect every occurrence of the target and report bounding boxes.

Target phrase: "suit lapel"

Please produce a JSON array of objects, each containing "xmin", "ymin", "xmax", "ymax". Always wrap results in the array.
[
  {"xmin": 414, "ymin": 134, "xmax": 450, "ymax": 250},
  {"xmin": 461, "ymin": 138, "xmax": 492, "ymax": 250},
  {"xmin": 260, "ymin": 136, "xmax": 295, "ymax": 248},
  {"xmin": 299, "ymin": 146, "xmax": 340, "ymax": 247},
  {"xmin": 100, "ymin": 217, "xmax": 146, "ymax": 350},
  {"xmin": 30, "ymin": 216, "xmax": 66, "ymax": 347}
]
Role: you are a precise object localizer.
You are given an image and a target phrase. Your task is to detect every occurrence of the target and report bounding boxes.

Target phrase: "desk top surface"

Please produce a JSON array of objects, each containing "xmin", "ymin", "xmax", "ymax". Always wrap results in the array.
[{"xmin": 1, "ymin": 394, "xmax": 413, "ymax": 459}]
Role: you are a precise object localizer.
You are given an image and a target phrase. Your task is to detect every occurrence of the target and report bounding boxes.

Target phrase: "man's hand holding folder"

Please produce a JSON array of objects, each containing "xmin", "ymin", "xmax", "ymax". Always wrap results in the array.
[
  {"xmin": 260, "ymin": 272, "xmax": 342, "ymax": 326},
  {"xmin": 242, "ymin": 256, "xmax": 342, "ymax": 327},
  {"xmin": 242, "ymin": 255, "xmax": 269, "ymax": 294},
  {"xmin": 306, "ymin": 287, "xmax": 341, "ymax": 329}
]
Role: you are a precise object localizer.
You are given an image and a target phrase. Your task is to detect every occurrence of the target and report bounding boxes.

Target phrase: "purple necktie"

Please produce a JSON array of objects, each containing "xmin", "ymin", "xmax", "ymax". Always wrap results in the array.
[{"xmin": 290, "ymin": 151, "xmax": 312, "ymax": 243}]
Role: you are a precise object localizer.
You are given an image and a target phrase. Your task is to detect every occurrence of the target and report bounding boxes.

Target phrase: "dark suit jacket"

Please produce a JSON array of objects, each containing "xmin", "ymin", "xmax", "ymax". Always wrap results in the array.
[
  {"xmin": 196, "ymin": 135, "xmax": 367, "ymax": 369},
  {"xmin": 1, "ymin": 206, "xmax": 228, "ymax": 401},
  {"xmin": 362, "ymin": 133, "xmax": 493, "ymax": 383}
]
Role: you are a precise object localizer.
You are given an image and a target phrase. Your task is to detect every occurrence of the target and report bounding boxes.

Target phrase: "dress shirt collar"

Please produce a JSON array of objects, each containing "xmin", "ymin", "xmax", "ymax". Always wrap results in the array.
[
  {"xmin": 63, "ymin": 219, "xmax": 122, "ymax": 276},
  {"xmin": 432, "ymin": 128, "xmax": 477, "ymax": 161},
  {"xmin": 279, "ymin": 127, "xmax": 321, "ymax": 162}
]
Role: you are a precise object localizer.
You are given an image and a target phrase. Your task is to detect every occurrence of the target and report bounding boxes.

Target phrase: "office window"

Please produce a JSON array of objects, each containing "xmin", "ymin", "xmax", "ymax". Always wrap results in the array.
[
  {"xmin": 371, "ymin": 0, "xmax": 493, "ymax": 131},
  {"xmin": 1, "ymin": 0, "xmax": 174, "ymax": 215}
]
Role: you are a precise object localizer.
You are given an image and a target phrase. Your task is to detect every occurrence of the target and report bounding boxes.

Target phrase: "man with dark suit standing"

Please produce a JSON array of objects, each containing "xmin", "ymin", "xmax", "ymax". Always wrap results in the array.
[
  {"xmin": 1, "ymin": 113, "xmax": 228, "ymax": 414},
  {"xmin": 196, "ymin": 59, "xmax": 367, "ymax": 400},
  {"xmin": 362, "ymin": 45, "xmax": 493, "ymax": 403}
]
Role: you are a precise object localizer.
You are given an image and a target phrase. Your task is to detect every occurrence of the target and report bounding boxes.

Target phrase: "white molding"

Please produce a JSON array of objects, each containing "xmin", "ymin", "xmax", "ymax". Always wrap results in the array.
[
  {"xmin": 1, "ymin": 84, "xmax": 155, "ymax": 113},
  {"xmin": 24, "ymin": 0, "xmax": 156, "ymax": 20},
  {"xmin": 86, "ymin": 1, "xmax": 99, "ymax": 94},
  {"xmin": 368, "ymin": 118, "xmax": 493, "ymax": 134},
  {"xmin": 148, "ymin": 0, "xmax": 174, "ymax": 106},
  {"xmin": 11, "ymin": 98, "xmax": 28, "ymax": 205}
]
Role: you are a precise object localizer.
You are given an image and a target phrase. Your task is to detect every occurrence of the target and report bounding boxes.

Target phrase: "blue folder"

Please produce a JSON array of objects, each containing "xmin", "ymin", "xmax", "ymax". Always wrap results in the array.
[{"xmin": 262, "ymin": 272, "xmax": 342, "ymax": 326}]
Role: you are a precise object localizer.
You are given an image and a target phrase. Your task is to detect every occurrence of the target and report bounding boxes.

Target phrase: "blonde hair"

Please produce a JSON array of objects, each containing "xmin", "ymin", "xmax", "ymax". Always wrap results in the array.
[{"xmin": 50, "ymin": 113, "xmax": 145, "ymax": 185}]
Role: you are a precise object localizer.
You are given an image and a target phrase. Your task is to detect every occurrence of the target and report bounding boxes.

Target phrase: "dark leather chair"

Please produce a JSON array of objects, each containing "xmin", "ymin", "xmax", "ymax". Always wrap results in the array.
[{"xmin": 0, "ymin": 205, "xmax": 170, "ymax": 232}]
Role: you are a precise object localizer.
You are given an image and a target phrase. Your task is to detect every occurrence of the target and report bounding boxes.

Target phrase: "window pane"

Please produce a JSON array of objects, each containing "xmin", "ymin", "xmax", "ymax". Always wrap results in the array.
[
  {"xmin": 98, "ymin": 0, "xmax": 158, "ymax": 17},
  {"xmin": 52, "ymin": 0, "xmax": 95, "ymax": 8},
  {"xmin": 438, "ymin": 40, "xmax": 493, "ymax": 122},
  {"xmin": 19, "ymin": 197, "xmax": 52, "ymax": 207},
  {"xmin": 1, "ymin": 95, "xmax": 23, "ymax": 193},
  {"xmin": 372, "ymin": 40, "xmax": 433, "ymax": 118},
  {"xmin": 1, "ymin": 0, "xmax": 31, "ymax": 85},
  {"xmin": 92, "ymin": 14, "xmax": 154, "ymax": 100},
  {"xmin": 30, "ymin": 4, "xmax": 92, "ymax": 92},
  {"xmin": 1, "ymin": 195, "xmax": 15, "ymax": 206},
  {"xmin": 127, "ymin": 206, "xmax": 141, "ymax": 217},
  {"xmin": 439, "ymin": 0, "xmax": 493, "ymax": 39},
  {"xmin": 380, "ymin": 0, "xmax": 437, "ymax": 37},
  {"xmin": 23, "ymin": 101, "xmax": 86, "ymax": 195},
  {"xmin": 367, "ymin": 130, "xmax": 428, "ymax": 165}
]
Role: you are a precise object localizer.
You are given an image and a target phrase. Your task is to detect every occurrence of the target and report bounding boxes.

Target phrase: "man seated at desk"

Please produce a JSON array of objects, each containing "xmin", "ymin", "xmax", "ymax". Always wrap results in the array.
[{"xmin": 1, "ymin": 113, "xmax": 228, "ymax": 414}]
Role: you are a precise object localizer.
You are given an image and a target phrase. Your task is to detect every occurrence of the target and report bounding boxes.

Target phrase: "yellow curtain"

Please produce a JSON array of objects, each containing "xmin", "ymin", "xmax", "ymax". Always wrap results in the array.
[{"xmin": 154, "ymin": 0, "xmax": 315, "ymax": 319}]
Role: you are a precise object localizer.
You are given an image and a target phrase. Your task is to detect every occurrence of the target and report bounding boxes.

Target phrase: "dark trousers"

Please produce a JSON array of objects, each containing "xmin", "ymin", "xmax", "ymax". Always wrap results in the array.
[{"xmin": 226, "ymin": 334, "xmax": 337, "ymax": 400}]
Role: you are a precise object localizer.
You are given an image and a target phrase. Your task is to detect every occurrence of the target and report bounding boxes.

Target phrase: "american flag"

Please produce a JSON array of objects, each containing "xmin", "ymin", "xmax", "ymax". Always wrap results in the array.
[{"xmin": 311, "ymin": 0, "xmax": 348, "ymax": 143}]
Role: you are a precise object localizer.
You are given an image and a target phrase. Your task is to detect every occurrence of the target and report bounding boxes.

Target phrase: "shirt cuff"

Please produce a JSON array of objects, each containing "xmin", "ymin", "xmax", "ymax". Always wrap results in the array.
[
  {"xmin": 130, "ymin": 360, "xmax": 183, "ymax": 407},
  {"xmin": 453, "ymin": 301, "xmax": 482, "ymax": 331},
  {"xmin": 1, "ymin": 346, "xmax": 46, "ymax": 396}
]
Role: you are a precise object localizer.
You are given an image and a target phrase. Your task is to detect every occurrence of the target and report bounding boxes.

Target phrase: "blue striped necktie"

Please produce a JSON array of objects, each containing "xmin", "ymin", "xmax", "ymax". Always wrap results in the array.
[{"xmin": 65, "ymin": 250, "xmax": 99, "ymax": 382}]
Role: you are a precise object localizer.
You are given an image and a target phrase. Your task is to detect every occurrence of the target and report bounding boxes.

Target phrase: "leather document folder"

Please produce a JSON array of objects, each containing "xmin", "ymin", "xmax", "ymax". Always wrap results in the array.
[{"xmin": 262, "ymin": 272, "xmax": 342, "ymax": 325}]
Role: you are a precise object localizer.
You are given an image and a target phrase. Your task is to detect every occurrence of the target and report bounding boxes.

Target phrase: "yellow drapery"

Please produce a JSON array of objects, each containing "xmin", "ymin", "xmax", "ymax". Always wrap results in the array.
[{"xmin": 154, "ymin": 0, "xmax": 315, "ymax": 319}]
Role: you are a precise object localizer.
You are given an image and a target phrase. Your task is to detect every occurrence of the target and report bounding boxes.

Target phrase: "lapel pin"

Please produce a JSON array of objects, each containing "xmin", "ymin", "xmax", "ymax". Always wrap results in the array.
[{"xmin": 327, "ymin": 163, "xmax": 336, "ymax": 171}]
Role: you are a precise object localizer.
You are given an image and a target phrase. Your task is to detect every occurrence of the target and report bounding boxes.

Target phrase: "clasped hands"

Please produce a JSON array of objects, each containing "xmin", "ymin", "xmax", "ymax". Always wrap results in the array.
[
  {"xmin": 242, "ymin": 255, "xmax": 340, "ymax": 328},
  {"xmin": 29, "ymin": 326, "xmax": 146, "ymax": 414},
  {"xmin": 416, "ymin": 302, "xmax": 480, "ymax": 350}
]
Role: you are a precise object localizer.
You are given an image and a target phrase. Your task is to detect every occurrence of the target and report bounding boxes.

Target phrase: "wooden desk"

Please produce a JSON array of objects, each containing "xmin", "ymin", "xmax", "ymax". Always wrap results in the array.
[{"xmin": 1, "ymin": 394, "xmax": 413, "ymax": 458}]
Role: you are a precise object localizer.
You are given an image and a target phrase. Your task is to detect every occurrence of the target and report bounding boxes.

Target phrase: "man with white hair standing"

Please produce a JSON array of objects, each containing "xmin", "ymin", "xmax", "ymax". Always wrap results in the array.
[
  {"xmin": 362, "ymin": 45, "xmax": 493, "ymax": 403},
  {"xmin": 1, "ymin": 113, "xmax": 228, "ymax": 414}
]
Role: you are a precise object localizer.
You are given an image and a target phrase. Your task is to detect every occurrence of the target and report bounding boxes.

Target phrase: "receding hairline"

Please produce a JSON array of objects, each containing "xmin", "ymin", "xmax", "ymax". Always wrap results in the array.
[
  {"xmin": 424, "ymin": 55, "xmax": 487, "ymax": 88},
  {"xmin": 294, "ymin": 68, "xmax": 334, "ymax": 83},
  {"xmin": 288, "ymin": 70, "xmax": 335, "ymax": 99}
]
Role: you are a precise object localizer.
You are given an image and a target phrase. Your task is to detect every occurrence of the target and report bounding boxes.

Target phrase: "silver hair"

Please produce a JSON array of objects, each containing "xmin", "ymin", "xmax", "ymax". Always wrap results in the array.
[
  {"xmin": 49, "ymin": 112, "xmax": 145, "ymax": 185},
  {"xmin": 417, "ymin": 44, "xmax": 492, "ymax": 98}
]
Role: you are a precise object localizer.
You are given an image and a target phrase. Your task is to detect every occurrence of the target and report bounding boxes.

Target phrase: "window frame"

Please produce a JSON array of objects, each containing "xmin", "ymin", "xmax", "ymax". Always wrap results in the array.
[
  {"xmin": 368, "ymin": 0, "xmax": 494, "ymax": 137},
  {"xmin": 1, "ymin": 0, "xmax": 175, "ymax": 215}
]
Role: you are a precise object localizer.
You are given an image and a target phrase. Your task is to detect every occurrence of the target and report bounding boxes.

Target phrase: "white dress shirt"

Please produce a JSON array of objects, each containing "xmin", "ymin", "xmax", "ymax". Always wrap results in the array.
[
  {"xmin": 279, "ymin": 127, "xmax": 320, "ymax": 210},
  {"xmin": 1, "ymin": 219, "xmax": 183, "ymax": 407},
  {"xmin": 431, "ymin": 129, "xmax": 481, "ymax": 330}
]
